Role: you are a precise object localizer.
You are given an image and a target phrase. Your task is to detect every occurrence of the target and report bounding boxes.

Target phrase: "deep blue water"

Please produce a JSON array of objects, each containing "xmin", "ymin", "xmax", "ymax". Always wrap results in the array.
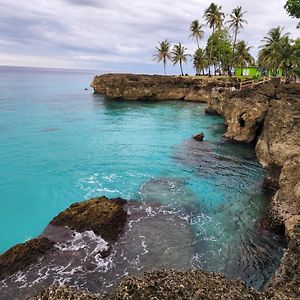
[{"xmin": 0, "ymin": 67, "xmax": 284, "ymax": 294}]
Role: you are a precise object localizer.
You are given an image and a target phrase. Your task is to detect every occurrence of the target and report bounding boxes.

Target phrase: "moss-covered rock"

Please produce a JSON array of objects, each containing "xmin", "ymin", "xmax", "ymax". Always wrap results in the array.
[
  {"xmin": 50, "ymin": 196, "xmax": 127, "ymax": 243},
  {"xmin": 0, "ymin": 237, "xmax": 55, "ymax": 280}
]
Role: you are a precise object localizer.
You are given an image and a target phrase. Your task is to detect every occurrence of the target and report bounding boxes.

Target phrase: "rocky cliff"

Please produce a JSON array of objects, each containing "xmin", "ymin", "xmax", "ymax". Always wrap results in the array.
[
  {"xmin": 91, "ymin": 73, "xmax": 239, "ymax": 102},
  {"xmin": 205, "ymin": 81, "xmax": 300, "ymax": 299}
]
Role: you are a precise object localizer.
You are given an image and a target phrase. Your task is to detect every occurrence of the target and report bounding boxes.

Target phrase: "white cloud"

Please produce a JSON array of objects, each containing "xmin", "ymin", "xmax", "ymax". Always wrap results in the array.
[{"xmin": 0, "ymin": 0, "xmax": 298, "ymax": 74}]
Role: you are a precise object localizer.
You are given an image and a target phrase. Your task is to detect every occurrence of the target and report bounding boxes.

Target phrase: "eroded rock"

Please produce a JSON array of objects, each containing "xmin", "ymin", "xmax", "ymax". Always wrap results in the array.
[
  {"xmin": 193, "ymin": 132, "xmax": 204, "ymax": 141},
  {"xmin": 0, "ymin": 237, "xmax": 55, "ymax": 280},
  {"xmin": 91, "ymin": 74, "xmax": 239, "ymax": 102},
  {"xmin": 50, "ymin": 196, "xmax": 127, "ymax": 243}
]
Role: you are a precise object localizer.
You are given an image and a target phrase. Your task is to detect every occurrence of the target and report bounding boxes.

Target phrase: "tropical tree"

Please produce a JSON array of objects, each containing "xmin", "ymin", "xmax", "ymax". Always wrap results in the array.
[
  {"xmin": 171, "ymin": 43, "xmax": 190, "ymax": 76},
  {"xmin": 284, "ymin": 0, "xmax": 300, "ymax": 28},
  {"xmin": 189, "ymin": 20, "xmax": 205, "ymax": 49},
  {"xmin": 226, "ymin": 6, "xmax": 248, "ymax": 73},
  {"xmin": 153, "ymin": 39, "xmax": 172, "ymax": 75},
  {"xmin": 258, "ymin": 27, "xmax": 289, "ymax": 73},
  {"xmin": 278, "ymin": 36, "xmax": 295, "ymax": 76},
  {"xmin": 204, "ymin": 3, "xmax": 225, "ymax": 75},
  {"xmin": 233, "ymin": 41, "xmax": 254, "ymax": 75},
  {"xmin": 206, "ymin": 29, "xmax": 232, "ymax": 75},
  {"xmin": 193, "ymin": 48, "xmax": 208, "ymax": 75},
  {"xmin": 291, "ymin": 38, "xmax": 300, "ymax": 77}
]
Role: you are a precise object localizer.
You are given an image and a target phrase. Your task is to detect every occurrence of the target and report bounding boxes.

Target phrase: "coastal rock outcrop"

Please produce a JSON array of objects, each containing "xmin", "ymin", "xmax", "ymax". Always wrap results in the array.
[
  {"xmin": 0, "ymin": 237, "xmax": 54, "ymax": 280},
  {"xmin": 205, "ymin": 81, "xmax": 300, "ymax": 299},
  {"xmin": 0, "ymin": 196, "xmax": 127, "ymax": 284},
  {"xmin": 91, "ymin": 74, "xmax": 238, "ymax": 102},
  {"xmin": 50, "ymin": 196, "xmax": 127, "ymax": 242}
]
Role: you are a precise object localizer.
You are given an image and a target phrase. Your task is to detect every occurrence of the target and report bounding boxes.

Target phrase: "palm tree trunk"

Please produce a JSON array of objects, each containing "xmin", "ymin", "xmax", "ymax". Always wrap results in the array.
[
  {"xmin": 196, "ymin": 37, "xmax": 200, "ymax": 49},
  {"xmin": 180, "ymin": 60, "xmax": 184, "ymax": 76},
  {"xmin": 163, "ymin": 59, "xmax": 166, "ymax": 76},
  {"xmin": 230, "ymin": 29, "xmax": 238, "ymax": 76}
]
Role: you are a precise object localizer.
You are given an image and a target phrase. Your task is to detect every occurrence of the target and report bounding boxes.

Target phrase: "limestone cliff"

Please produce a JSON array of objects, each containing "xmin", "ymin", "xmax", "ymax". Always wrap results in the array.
[
  {"xmin": 91, "ymin": 73, "xmax": 239, "ymax": 102},
  {"xmin": 205, "ymin": 81, "xmax": 300, "ymax": 299}
]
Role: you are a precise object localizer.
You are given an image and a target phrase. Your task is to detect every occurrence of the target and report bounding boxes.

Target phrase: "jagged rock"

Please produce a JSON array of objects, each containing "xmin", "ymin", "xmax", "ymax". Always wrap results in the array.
[
  {"xmin": 109, "ymin": 269, "xmax": 265, "ymax": 300},
  {"xmin": 0, "ymin": 237, "xmax": 55, "ymax": 280},
  {"xmin": 91, "ymin": 74, "xmax": 239, "ymax": 101},
  {"xmin": 50, "ymin": 196, "xmax": 127, "ymax": 243},
  {"xmin": 27, "ymin": 285, "xmax": 102, "ymax": 300},
  {"xmin": 193, "ymin": 132, "xmax": 204, "ymax": 141},
  {"xmin": 266, "ymin": 218, "xmax": 300, "ymax": 300}
]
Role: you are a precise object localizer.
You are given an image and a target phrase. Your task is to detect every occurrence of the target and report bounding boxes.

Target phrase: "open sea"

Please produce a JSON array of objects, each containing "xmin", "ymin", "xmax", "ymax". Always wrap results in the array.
[{"xmin": 0, "ymin": 66, "xmax": 285, "ymax": 297}]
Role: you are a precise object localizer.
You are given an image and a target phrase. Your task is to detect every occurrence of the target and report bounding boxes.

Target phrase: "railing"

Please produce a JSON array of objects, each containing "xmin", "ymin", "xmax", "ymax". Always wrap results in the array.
[{"xmin": 239, "ymin": 77, "xmax": 272, "ymax": 90}]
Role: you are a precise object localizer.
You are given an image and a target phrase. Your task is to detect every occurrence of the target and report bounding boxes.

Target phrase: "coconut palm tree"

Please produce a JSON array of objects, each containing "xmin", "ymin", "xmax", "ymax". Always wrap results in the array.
[
  {"xmin": 193, "ymin": 48, "xmax": 208, "ymax": 75},
  {"xmin": 153, "ymin": 39, "xmax": 172, "ymax": 75},
  {"xmin": 204, "ymin": 3, "xmax": 225, "ymax": 33},
  {"xmin": 189, "ymin": 20, "xmax": 205, "ymax": 49},
  {"xmin": 258, "ymin": 26, "xmax": 289, "ymax": 72},
  {"xmin": 204, "ymin": 3, "xmax": 225, "ymax": 75},
  {"xmin": 226, "ymin": 6, "xmax": 247, "ymax": 73},
  {"xmin": 171, "ymin": 43, "xmax": 190, "ymax": 76},
  {"xmin": 233, "ymin": 41, "xmax": 254, "ymax": 75}
]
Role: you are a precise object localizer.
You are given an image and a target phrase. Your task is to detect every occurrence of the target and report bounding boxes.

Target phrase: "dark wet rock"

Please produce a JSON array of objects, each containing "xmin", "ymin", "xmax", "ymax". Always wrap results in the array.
[
  {"xmin": 50, "ymin": 196, "xmax": 127, "ymax": 243},
  {"xmin": 193, "ymin": 132, "xmax": 204, "ymax": 141},
  {"xmin": 91, "ymin": 74, "xmax": 239, "ymax": 102},
  {"xmin": 266, "ymin": 217, "xmax": 300, "ymax": 299},
  {"xmin": 109, "ymin": 269, "xmax": 265, "ymax": 300},
  {"xmin": 27, "ymin": 285, "xmax": 102, "ymax": 300},
  {"xmin": 0, "ymin": 237, "xmax": 55, "ymax": 280}
]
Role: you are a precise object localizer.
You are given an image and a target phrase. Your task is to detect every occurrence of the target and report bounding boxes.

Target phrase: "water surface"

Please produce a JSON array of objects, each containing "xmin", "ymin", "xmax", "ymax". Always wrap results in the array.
[{"xmin": 0, "ymin": 67, "xmax": 285, "ymax": 297}]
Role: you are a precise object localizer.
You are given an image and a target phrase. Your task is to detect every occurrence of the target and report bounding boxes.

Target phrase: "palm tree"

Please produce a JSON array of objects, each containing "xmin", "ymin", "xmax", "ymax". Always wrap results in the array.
[
  {"xmin": 233, "ymin": 41, "xmax": 254, "ymax": 75},
  {"xmin": 204, "ymin": 3, "xmax": 225, "ymax": 33},
  {"xmin": 226, "ymin": 6, "xmax": 247, "ymax": 74},
  {"xmin": 279, "ymin": 37, "xmax": 295, "ymax": 76},
  {"xmin": 193, "ymin": 48, "xmax": 208, "ymax": 75},
  {"xmin": 153, "ymin": 39, "xmax": 172, "ymax": 75},
  {"xmin": 258, "ymin": 26, "xmax": 289, "ymax": 73},
  {"xmin": 204, "ymin": 3, "xmax": 225, "ymax": 75},
  {"xmin": 189, "ymin": 20, "xmax": 205, "ymax": 49},
  {"xmin": 171, "ymin": 43, "xmax": 190, "ymax": 76}
]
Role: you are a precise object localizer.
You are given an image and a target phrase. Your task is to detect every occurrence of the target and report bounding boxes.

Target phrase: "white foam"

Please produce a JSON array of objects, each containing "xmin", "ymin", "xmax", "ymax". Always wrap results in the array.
[{"xmin": 55, "ymin": 230, "xmax": 108, "ymax": 252}]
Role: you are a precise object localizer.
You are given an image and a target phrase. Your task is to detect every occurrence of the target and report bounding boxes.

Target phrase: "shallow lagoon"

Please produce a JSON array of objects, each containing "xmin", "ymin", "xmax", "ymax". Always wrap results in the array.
[{"xmin": 0, "ymin": 67, "xmax": 284, "ymax": 296}]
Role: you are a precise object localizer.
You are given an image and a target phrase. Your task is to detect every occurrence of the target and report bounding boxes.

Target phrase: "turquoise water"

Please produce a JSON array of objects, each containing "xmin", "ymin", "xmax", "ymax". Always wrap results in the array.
[{"xmin": 0, "ymin": 67, "xmax": 284, "ymax": 293}]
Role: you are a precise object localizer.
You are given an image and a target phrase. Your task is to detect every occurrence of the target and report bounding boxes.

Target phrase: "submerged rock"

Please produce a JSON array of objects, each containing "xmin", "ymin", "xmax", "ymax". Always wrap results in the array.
[
  {"xmin": 0, "ymin": 237, "xmax": 55, "ymax": 280},
  {"xmin": 50, "ymin": 196, "xmax": 127, "ymax": 243},
  {"xmin": 138, "ymin": 177, "xmax": 200, "ymax": 211}
]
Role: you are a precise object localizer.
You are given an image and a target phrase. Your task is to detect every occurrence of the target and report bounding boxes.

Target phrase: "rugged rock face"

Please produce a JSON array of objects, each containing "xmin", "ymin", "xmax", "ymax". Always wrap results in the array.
[
  {"xmin": 0, "ymin": 196, "xmax": 127, "ymax": 283},
  {"xmin": 91, "ymin": 74, "xmax": 239, "ymax": 102},
  {"xmin": 50, "ymin": 196, "xmax": 127, "ymax": 243},
  {"xmin": 0, "ymin": 237, "xmax": 55, "ymax": 280},
  {"xmin": 206, "ymin": 81, "xmax": 300, "ymax": 299},
  {"xmin": 266, "ymin": 217, "xmax": 300, "ymax": 299},
  {"xmin": 27, "ymin": 285, "xmax": 102, "ymax": 300}
]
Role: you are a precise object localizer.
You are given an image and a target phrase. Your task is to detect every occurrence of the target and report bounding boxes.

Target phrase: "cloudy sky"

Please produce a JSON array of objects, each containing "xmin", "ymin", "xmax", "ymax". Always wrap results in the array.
[{"xmin": 0, "ymin": 0, "xmax": 298, "ymax": 74}]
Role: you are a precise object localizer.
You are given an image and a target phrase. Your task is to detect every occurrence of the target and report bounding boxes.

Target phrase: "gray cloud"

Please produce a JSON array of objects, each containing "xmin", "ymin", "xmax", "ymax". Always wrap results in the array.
[{"xmin": 0, "ymin": 0, "xmax": 298, "ymax": 74}]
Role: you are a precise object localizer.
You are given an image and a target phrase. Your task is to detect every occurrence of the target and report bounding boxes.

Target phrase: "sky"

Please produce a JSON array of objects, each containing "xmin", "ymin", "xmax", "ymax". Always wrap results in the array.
[{"xmin": 0, "ymin": 0, "xmax": 298, "ymax": 74}]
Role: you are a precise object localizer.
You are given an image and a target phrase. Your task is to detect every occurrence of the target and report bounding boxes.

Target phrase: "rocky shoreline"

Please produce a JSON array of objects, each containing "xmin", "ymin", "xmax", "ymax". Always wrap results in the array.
[{"xmin": 0, "ymin": 74, "xmax": 299, "ymax": 299}]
